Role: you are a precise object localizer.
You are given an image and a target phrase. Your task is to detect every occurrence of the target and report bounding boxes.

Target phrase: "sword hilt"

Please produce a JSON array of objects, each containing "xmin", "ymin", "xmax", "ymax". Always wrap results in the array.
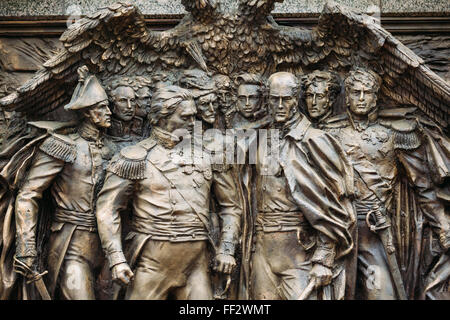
[
  {"xmin": 13, "ymin": 255, "xmax": 48, "ymax": 282},
  {"xmin": 25, "ymin": 270, "xmax": 49, "ymax": 285},
  {"xmin": 366, "ymin": 210, "xmax": 396, "ymax": 254},
  {"xmin": 366, "ymin": 209, "xmax": 390, "ymax": 232}
]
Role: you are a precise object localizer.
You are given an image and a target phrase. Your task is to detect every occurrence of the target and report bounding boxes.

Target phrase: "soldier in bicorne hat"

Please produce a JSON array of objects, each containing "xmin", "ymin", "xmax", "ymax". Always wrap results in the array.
[{"xmin": 14, "ymin": 66, "xmax": 115, "ymax": 299}]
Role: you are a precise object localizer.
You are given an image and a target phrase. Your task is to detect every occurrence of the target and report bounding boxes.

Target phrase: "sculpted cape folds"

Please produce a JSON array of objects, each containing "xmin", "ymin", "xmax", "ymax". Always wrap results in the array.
[{"xmin": 0, "ymin": 0, "xmax": 448, "ymax": 300}]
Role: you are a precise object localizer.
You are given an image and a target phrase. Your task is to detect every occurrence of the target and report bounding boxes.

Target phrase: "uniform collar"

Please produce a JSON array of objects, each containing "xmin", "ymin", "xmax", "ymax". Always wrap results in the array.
[
  {"xmin": 150, "ymin": 126, "xmax": 182, "ymax": 149},
  {"xmin": 109, "ymin": 116, "xmax": 144, "ymax": 137},
  {"xmin": 78, "ymin": 120, "xmax": 104, "ymax": 145},
  {"xmin": 315, "ymin": 109, "xmax": 333, "ymax": 127},
  {"xmin": 347, "ymin": 109, "xmax": 378, "ymax": 132},
  {"xmin": 285, "ymin": 114, "xmax": 311, "ymax": 141}
]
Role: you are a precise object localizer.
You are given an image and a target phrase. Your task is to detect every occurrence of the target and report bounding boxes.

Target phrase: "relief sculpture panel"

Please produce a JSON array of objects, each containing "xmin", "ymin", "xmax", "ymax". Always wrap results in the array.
[{"xmin": 0, "ymin": 0, "xmax": 448, "ymax": 301}]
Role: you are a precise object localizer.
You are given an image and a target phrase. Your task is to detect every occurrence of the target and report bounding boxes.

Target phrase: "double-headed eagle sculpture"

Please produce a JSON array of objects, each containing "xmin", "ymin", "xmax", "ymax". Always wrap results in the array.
[{"xmin": 0, "ymin": 0, "xmax": 448, "ymax": 130}]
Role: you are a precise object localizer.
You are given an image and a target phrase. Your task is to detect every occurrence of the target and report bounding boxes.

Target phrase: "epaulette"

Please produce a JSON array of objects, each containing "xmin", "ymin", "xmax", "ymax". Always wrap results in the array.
[
  {"xmin": 107, "ymin": 144, "xmax": 148, "ymax": 180},
  {"xmin": 39, "ymin": 133, "xmax": 77, "ymax": 163},
  {"xmin": 378, "ymin": 107, "xmax": 417, "ymax": 119},
  {"xmin": 390, "ymin": 119, "xmax": 422, "ymax": 151},
  {"xmin": 319, "ymin": 114, "xmax": 350, "ymax": 130},
  {"xmin": 28, "ymin": 120, "xmax": 78, "ymax": 133}
]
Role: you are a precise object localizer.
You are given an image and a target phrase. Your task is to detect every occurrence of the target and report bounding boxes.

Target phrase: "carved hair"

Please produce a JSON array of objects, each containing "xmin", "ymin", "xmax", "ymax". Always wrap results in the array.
[
  {"xmin": 132, "ymin": 76, "xmax": 153, "ymax": 91},
  {"xmin": 301, "ymin": 70, "xmax": 341, "ymax": 105},
  {"xmin": 105, "ymin": 77, "xmax": 135, "ymax": 94},
  {"xmin": 149, "ymin": 85, "xmax": 194, "ymax": 125},
  {"xmin": 213, "ymin": 74, "xmax": 232, "ymax": 91},
  {"xmin": 267, "ymin": 72, "xmax": 300, "ymax": 98},
  {"xmin": 234, "ymin": 73, "xmax": 265, "ymax": 95},
  {"xmin": 345, "ymin": 67, "xmax": 382, "ymax": 93}
]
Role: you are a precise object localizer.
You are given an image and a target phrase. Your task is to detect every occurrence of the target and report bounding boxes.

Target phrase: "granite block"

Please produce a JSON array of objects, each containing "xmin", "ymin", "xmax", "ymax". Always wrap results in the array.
[
  {"xmin": 0, "ymin": 0, "xmax": 447, "ymax": 17},
  {"xmin": 381, "ymin": 0, "xmax": 450, "ymax": 14}
]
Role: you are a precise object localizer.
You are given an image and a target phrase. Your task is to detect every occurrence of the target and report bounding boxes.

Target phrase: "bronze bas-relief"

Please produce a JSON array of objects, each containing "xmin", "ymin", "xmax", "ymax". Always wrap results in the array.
[
  {"xmin": 0, "ymin": 0, "xmax": 448, "ymax": 300},
  {"xmin": 248, "ymin": 72, "xmax": 355, "ymax": 300},
  {"xmin": 13, "ymin": 67, "xmax": 113, "ymax": 299}
]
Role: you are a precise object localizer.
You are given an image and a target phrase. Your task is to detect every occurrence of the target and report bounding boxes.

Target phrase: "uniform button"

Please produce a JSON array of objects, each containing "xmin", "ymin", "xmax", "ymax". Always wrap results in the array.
[
  {"xmin": 277, "ymin": 187, "xmax": 282, "ymax": 192},
  {"xmin": 263, "ymin": 186, "xmax": 266, "ymax": 191},
  {"xmin": 264, "ymin": 168, "xmax": 268, "ymax": 172},
  {"xmin": 172, "ymin": 200, "xmax": 177, "ymax": 205}
]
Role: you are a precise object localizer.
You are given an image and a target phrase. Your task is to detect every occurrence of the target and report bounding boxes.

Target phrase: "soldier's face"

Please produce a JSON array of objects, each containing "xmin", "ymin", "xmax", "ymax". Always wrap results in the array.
[
  {"xmin": 164, "ymin": 99, "xmax": 197, "ymax": 134},
  {"xmin": 347, "ymin": 81, "xmax": 378, "ymax": 116},
  {"xmin": 237, "ymin": 84, "xmax": 261, "ymax": 119},
  {"xmin": 197, "ymin": 93, "xmax": 218, "ymax": 124},
  {"xmin": 112, "ymin": 86, "xmax": 136, "ymax": 122},
  {"xmin": 87, "ymin": 101, "xmax": 112, "ymax": 128},
  {"xmin": 136, "ymin": 87, "xmax": 151, "ymax": 118},
  {"xmin": 269, "ymin": 82, "xmax": 298, "ymax": 124},
  {"xmin": 218, "ymin": 89, "xmax": 233, "ymax": 114},
  {"xmin": 305, "ymin": 81, "xmax": 331, "ymax": 119}
]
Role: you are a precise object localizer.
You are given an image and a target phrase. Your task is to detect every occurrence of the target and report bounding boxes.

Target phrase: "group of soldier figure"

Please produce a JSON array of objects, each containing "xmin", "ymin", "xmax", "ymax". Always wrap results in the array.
[{"xmin": 6, "ymin": 64, "xmax": 449, "ymax": 300}]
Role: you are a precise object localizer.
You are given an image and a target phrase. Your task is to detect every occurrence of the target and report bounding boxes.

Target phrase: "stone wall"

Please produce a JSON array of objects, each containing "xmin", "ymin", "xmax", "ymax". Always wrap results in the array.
[{"xmin": 0, "ymin": 0, "xmax": 448, "ymax": 16}]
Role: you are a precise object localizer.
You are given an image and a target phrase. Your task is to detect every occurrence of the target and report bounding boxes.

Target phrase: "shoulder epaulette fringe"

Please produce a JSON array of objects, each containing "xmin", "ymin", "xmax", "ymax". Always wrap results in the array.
[
  {"xmin": 391, "ymin": 120, "xmax": 422, "ymax": 151},
  {"xmin": 393, "ymin": 130, "xmax": 422, "ymax": 151},
  {"xmin": 39, "ymin": 134, "xmax": 76, "ymax": 163},
  {"xmin": 107, "ymin": 145, "xmax": 147, "ymax": 180},
  {"xmin": 107, "ymin": 155, "xmax": 146, "ymax": 180}
]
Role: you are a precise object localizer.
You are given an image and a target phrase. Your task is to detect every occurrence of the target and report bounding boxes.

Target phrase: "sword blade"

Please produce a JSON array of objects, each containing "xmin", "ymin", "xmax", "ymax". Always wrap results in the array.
[
  {"xmin": 34, "ymin": 277, "xmax": 52, "ymax": 300},
  {"xmin": 379, "ymin": 229, "xmax": 407, "ymax": 300},
  {"xmin": 298, "ymin": 279, "xmax": 315, "ymax": 300}
]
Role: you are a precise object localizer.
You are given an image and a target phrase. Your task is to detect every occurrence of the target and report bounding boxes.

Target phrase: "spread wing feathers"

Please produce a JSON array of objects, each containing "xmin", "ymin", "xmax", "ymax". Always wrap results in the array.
[
  {"xmin": 238, "ymin": 0, "xmax": 281, "ymax": 21},
  {"xmin": 0, "ymin": 2, "xmax": 196, "ymax": 117},
  {"xmin": 269, "ymin": 0, "xmax": 449, "ymax": 127},
  {"xmin": 319, "ymin": 1, "xmax": 449, "ymax": 128},
  {"xmin": 181, "ymin": 0, "xmax": 219, "ymax": 21}
]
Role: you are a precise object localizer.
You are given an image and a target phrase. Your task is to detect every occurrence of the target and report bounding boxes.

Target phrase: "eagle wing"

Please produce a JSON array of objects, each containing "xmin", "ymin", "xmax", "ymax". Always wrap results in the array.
[
  {"xmin": 268, "ymin": 0, "xmax": 449, "ymax": 128},
  {"xmin": 0, "ymin": 2, "xmax": 205, "ymax": 118}
]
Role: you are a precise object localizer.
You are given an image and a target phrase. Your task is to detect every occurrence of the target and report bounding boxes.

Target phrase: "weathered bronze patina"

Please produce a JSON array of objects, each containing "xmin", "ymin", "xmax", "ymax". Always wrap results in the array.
[{"xmin": 0, "ymin": 0, "xmax": 448, "ymax": 300}]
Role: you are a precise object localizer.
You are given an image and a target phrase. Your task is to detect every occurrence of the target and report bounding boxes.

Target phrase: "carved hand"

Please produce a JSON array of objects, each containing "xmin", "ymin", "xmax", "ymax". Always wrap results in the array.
[
  {"xmin": 214, "ymin": 254, "xmax": 236, "ymax": 275},
  {"xmin": 309, "ymin": 264, "xmax": 333, "ymax": 289},
  {"xmin": 111, "ymin": 262, "xmax": 134, "ymax": 286},
  {"xmin": 13, "ymin": 256, "xmax": 36, "ymax": 278}
]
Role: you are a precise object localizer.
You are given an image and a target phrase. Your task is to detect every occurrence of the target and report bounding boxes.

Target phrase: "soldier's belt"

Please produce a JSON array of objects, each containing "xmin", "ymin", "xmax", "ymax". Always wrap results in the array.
[
  {"xmin": 255, "ymin": 211, "xmax": 307, "ymax": 233},
  {"xmin": 54, "ymin": 209, "xmax": 97, "ymax": 229},
  {"xmin": 355, "ymin": 200, "xmax": 383, "ymax": 220},
  {"xmin": 130, "ymin": 216, "xmax": 208, "ymax": 241}
]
